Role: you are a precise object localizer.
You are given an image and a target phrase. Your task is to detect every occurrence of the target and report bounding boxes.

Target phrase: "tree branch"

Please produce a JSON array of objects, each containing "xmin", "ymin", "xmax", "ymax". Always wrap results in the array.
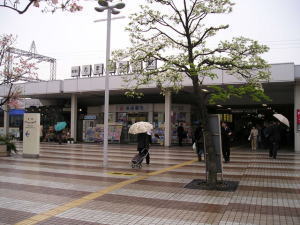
[
  {"xmin": 0, "ymin": 0, "xmax": 35, "ymax": 14},
  {"xmin": 193, "ymin": 25, "xmax": 229, "ymax": 48}
]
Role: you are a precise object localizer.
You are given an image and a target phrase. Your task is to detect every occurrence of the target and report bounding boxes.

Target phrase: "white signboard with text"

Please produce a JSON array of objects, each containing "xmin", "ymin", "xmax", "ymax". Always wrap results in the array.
[
  {"xmin": 81, "ymin": 65, "xmax": 92, "ymax": 76},
  {"xmin": 23, "ymin": 113, "xmax": 40, "ymax": 158},
  {"xmin": 146, "ymin": 58, "xmax": 157, "ymax": 70},
  {"xmin": 94, "ymin": 64, "xmax": 104, "ymax": 75},
  {"xmin": 71, "ymin": 66, "xmax": 80, "ymax": 77}
]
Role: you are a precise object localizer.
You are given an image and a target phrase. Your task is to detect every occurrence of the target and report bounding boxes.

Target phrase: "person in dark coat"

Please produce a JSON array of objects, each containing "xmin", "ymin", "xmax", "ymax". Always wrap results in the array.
[
  {"xmin": 137, "ymin": 132, "xmax": 152, "ymax": 164},
  {"xmin": 221, "ymin": 122, "xmax": 232, "ymax": 163},
  {"xmin": 194, "ymin": 125, "xmax": 204, "ymax": 161},
  {"xmin": 56, "ymin": 130, "xmax": 63, "ymax": 144},
  {"xmin": 177, "ymin": 123, "xmax": 185, "ymax": 146},
  {"xmin": 19, "ymin": 122, "xmax": 23, "ymax": 141},
  {"xmin": 268, "ymin": 121, "xmax": 281, "ymax": 159}
]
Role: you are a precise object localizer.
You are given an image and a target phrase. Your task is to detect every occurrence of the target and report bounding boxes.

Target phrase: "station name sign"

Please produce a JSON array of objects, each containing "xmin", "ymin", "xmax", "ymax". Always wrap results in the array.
[{"xmin": 71, "ymin": 58, "xmax": 157, "ymax": 78}]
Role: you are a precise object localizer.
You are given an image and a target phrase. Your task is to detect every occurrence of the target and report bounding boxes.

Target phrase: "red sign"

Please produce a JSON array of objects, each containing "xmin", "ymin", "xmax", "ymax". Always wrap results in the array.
[{"xmin": 297, "ymin": 109, "xmax": 300, "ymax": 124}]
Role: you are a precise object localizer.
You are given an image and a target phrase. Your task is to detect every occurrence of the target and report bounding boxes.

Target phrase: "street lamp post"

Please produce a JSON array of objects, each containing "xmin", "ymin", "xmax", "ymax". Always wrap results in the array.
[{"xmin": 95, "ymin": 0, "xmax": 125, "ymax": 166}]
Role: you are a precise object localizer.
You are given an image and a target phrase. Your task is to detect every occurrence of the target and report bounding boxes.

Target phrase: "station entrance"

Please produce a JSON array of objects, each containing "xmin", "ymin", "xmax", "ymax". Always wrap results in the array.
[{"xmin": 208, "ymin": 104, "xmax": 294, "ymax": 149}]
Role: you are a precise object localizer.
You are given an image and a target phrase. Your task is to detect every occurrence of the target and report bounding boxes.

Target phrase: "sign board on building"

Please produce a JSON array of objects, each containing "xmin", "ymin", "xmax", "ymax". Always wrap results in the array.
[
  {"xmin": 116, "ymin": 104, "xmax": 149, "ymax": 112},
  {"xmin": 297, "ymin": 109, "xmax": 300, "ymax": 131},
  {"xmin": 94, "ymin": 64, "xmax": 104, "ymax": 75},
  {"xmin": 81, "ymin": 65, "xmax": 92, "ymax": 76},
  {"xmin": 118, "ymin": 61, "xmax": 129, "ymax": 74},
  {"xmin": 84, "ymin": 115, "xmax": 97, "ymax": 120},
  {"xmin": 146, "ymin": 58, "xmax": 157, "ymax": 70},
  {"xmin": 71, "ymin": 66, "xmax": 80, "ymax": 77},
  {"xmin": 131, "ymin": 61, "xmax": 143, "ymax": 73},
  {"xmin": 108, "ymin": 60, "xmax": 116, "ymax": 74}
]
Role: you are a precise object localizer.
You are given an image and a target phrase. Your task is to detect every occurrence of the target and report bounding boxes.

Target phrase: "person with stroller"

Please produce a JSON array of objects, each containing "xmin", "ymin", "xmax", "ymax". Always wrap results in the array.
[{"xmin": 137, "ymin": 131, "xmax": 152, "ymax": 164}]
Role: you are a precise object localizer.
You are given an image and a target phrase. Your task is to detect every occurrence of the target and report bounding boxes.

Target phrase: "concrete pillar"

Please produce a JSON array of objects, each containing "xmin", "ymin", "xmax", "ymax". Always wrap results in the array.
[
  {"xmin": 294, "ymin": 82, "xmax": 300, "ymax": 152},
  {"xmin": 3, "ymin": 104, "xmax": 9, "ymax": 136},
  {"xmin": 164, "ymin": 92, "xmax": 172, "ymax": 147},
  {"xmin": 148, "ymin": 104, "xmax": 153, "ymax": 123},
  {"xmin": 71, "ymin": 94, "xmax": 77, "ymax": 142}
]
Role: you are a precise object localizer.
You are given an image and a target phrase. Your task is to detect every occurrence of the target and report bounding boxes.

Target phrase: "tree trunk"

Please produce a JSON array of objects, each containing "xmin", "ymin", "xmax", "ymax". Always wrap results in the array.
[{"xmin": 192, "ymin": 78, "xmax": 218, "ymax": 186}]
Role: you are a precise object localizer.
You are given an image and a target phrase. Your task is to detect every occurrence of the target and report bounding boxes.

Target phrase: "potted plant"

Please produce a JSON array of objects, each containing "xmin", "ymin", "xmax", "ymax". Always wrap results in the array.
[{"xmin": 0, "ymin": 136, "xmax": 17, "ymax": 156}]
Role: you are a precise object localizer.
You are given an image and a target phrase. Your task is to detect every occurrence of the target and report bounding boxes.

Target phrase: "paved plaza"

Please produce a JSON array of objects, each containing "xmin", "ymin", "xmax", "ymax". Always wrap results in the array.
[{"xmin": 0, "ymin": 143, "xmax": 299, "ymax": 225}]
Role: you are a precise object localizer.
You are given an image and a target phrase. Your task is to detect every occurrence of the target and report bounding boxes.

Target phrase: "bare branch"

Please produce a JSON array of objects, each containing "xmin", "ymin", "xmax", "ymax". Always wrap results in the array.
[
  {"xmin": 193, "ymin": 25, "xmax": 229, "ymax": 47},
  {"xmin": 0, "ymin": 0, "xmax": 35, "ymax": 14}
]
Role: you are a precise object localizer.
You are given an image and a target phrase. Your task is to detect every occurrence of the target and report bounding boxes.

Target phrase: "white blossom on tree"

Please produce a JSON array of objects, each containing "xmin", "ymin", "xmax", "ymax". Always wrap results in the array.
[{"xmin": 113, "ymin": 0, "xmax": 270, "ymax": 186}]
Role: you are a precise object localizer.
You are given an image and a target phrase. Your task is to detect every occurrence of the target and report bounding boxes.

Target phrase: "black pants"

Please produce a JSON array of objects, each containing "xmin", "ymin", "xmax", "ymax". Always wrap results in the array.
[
  {"xmin": 178, "ymin": 136, "xmax": 183, "ymax": 146},
  {"xmin": 57, "ymin": 131, "xmax": 62, "ymax": 144},
  {"xmin": 222, "ymin": 143, "xmax": 230, "ymax": 162},
  {"xmin": 269, "ymin": 141, "xmax": 278, "ymax": 159},
  {"xmin": 138, "ymin": 148, "xmax": 150, "ymax": 164}
]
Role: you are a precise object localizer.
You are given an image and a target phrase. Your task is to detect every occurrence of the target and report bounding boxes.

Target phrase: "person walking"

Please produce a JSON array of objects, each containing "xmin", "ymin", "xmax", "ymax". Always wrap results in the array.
[
  {"xmin": 177, "ymin": 123, "xmax": 185, "ymax": 146},
  {"xmin": 137, "ymin": 131, "xmax": 152, "ymax": 164},
  {"xmin": 56, "ymin": 130, "xmax": 63, "ymax": 144},
  {"xmin": 268, "ymin": 121, "xmax": 281, "ymax": 159},
  {"xmin": 221, "ymin": 122, "xmax": 232, "ymax": 163},
  {"xmin": 249, "ymin": 126, "xmax": 258, "ymax": 151},
  {"xmin": 194, "ymin": 125, "xmax": 204, "ymax": 161}
]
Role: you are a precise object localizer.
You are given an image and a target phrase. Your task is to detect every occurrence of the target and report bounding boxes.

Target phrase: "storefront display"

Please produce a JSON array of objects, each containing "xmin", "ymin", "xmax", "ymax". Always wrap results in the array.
[
  {"xmin": 84, "ymin": 124, "xmax": 123, "ymax": 143},
  {"xmin": 82, "ymin": 103, "xmax": 192, "ymax": 144}
]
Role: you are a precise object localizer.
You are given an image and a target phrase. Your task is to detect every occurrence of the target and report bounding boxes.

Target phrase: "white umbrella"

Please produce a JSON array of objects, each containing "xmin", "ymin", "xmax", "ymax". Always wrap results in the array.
[
  {"xmin": 273, "ymin": 114, "xmax": 290, "ymax": 127},
  {"xmin": 128, "ymin": 121, "xmax": 153, "ymax": 134}
]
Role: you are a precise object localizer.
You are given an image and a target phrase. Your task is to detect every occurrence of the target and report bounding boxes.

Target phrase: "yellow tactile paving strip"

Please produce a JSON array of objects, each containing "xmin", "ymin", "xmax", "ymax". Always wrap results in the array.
[
  {"xmin": 107, "ymin": 171, "xmax": 138, "ymax": 176},
  {"xmin": 14, "ymin": 159, "xmax": 198, "ymax": 225}
]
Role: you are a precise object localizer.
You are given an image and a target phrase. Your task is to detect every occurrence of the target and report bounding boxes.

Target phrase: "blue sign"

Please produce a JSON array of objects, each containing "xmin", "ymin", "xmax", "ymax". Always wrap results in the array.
[
  {"xmin": 9, "ymin": 109, "xmax": 25, "ymax": 115},
  {"xmin": 84, "ymin": 115, "xmax": 97, "ymax": 120}
]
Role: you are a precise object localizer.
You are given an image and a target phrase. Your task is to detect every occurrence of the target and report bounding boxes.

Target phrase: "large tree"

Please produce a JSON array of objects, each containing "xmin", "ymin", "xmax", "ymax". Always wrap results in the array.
[
  {"xmin": 114, "ymin": 0, "xmax": 270, "ymax": 186},
  {"xmin": 0, "ymin": 34, "xmax": 38, "ymax": 109},
  {"xmin": 0, "ymin": 0, "xmax": 125, "ymax": 14},
  {"xmin": 0, "ymin": 0, "xmax": 83, "ymax": 14}
]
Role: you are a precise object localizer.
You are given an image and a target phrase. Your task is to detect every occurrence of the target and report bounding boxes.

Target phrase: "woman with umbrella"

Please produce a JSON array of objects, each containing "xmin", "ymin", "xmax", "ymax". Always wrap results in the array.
[
  {"xmin": 55, "ymin": 121, "xmax": 67, "ymax": 144},
  {"xmin": 129, "ymin": 122, "xmax": 153, "ymax": 166},
  {"xmin": 269, "ymin": 114, "xmax": 290, "ymax": 159},
  {"xmin": 137, "ymin": 131, "xmax": 152, "ymax": 164}
]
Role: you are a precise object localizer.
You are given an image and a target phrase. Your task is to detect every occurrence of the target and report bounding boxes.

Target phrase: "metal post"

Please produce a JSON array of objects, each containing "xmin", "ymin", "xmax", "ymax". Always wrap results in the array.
[
  {"xmin": 103, "ymin": 9, "xmax": 112, "ymax": 167},
  {"xmin": 71, "ymin": 94, "xmax": 77, "ymax": 142},
  {"xmin": 3, "ymin": 104, "xmax": 9, "ymax": 137}
]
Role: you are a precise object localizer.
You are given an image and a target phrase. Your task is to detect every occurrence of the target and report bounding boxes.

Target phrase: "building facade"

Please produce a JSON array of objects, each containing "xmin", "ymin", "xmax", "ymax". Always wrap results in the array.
[{"xmin": 0, "ymin": 63, "xmax": 299, "ymax": 151}]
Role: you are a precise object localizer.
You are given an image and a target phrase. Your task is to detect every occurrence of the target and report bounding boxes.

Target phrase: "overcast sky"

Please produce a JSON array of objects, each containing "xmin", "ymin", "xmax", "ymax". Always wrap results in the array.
[{"xmin": 1, "ymin": 0, "xmax": 299, "ymax": 81}]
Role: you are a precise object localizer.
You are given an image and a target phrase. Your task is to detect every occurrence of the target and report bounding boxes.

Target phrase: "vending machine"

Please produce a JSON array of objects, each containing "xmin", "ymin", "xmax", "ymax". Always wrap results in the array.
[{"xmin": 82, "ymin": 115, "xmax": 97, "ymax": 142}]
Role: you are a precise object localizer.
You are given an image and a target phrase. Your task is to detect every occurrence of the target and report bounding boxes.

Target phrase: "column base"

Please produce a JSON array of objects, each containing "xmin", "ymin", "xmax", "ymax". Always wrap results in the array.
[{"xmin": 23, "ymin": 154, "xmax": 39, "ymax": 158}]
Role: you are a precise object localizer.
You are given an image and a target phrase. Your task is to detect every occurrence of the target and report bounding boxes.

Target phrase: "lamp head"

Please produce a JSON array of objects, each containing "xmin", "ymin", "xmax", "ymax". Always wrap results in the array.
[
  {"xmin": 113, "ymin": 2, "xmax": 125, "ymax": 9},
  {"xmin": 111, "ymin": 9, "xmax": 120, "ymax": 14},
  {"xmin": 98, "ymin": 0, "xmax": 108, "ymax": 7},
  {"xmin": 95, "ymin": 7, "xmax": 106, "ymax": 12}
]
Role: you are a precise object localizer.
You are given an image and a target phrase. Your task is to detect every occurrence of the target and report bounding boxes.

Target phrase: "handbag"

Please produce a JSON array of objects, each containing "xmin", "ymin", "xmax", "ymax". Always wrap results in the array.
[
  {"xmin": 248, "ymin": 134, "xmax": 251, "ymax": 141},
  {"xmin": 192, "ymin": 142, "xmax": 196, "ymax": 152}
]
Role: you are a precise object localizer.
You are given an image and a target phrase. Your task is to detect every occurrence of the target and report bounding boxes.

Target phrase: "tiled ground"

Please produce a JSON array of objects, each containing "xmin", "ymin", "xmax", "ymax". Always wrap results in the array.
[{"xmin": 0, "ymin": 142, "xmax": 299, "ymax": 225}]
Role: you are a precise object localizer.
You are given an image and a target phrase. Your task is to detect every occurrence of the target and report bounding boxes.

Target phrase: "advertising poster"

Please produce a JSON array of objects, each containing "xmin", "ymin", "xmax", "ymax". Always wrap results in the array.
[{"xmin": 84, "ymin": 124, "xmax": 122, "ymax": 143}]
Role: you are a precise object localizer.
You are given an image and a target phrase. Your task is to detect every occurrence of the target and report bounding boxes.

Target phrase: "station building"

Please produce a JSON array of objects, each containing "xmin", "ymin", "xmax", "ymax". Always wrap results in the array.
[{"xmin": 0, "ymin": 63, "xmax": 300, "ymax": 151}]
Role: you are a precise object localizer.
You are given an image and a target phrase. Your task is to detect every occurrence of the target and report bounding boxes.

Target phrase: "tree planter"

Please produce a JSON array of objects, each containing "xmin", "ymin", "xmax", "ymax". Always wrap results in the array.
[{"xmin": 0, "ymin": 144, "xmax": 8, "ymax": 157}]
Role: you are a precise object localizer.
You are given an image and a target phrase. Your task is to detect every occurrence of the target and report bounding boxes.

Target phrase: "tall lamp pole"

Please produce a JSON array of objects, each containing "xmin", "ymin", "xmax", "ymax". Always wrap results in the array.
[{"xmin": 95, "ymin": 0, "xmax": 125, "ymax": 166}]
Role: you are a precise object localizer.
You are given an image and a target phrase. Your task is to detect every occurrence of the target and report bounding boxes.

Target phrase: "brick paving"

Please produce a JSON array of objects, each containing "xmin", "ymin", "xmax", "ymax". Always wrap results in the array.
[{"xmin": 0, "ymin": 142, "xmax": 299, "ymax": 225}]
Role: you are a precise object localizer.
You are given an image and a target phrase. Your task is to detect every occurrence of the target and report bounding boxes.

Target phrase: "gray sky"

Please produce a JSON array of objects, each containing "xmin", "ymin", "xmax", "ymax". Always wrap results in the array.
[{"xmin": 1, "ymin": 0, "xmax": 299, "ymax": 81}]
